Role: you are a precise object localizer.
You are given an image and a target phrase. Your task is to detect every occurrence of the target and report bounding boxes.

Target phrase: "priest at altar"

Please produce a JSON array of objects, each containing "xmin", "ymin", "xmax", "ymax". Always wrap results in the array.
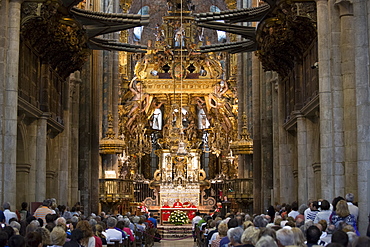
[
  {"xmin": 161, "ymin": 201, "xmax": 171, "ymax": 222},
  {"xmin": 187, "ymin": 202, "xmax": 197, "ymax": 221},
  {"xmin": 173, "ymin": 198, "xmax": 183, "ymax": 208}
]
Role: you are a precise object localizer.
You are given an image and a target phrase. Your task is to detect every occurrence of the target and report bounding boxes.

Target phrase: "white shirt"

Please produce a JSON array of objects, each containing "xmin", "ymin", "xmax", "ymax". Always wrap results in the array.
[
  {"xmin": 192, "ymin": 216, "xmax": 202, "ymax": 231},
  {"xmin": 3, "ymin": 209, "xmax": 17, "ymax": 224},
  {"xmin": 104, "ymin": 228, "xmax": 123, "ymax": 244},
  {"xmin": 347, "ymin": 202, "xmax": 359, "ymax": 220}
]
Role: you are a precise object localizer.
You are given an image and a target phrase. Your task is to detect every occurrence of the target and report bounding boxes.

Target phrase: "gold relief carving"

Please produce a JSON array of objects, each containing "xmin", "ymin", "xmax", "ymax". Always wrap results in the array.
[
  {"xmin": 119, "ymin": 0, "xmax": 132, "ymax": 12},
  {"xmin": 21, "ymin": 1, "xmax": 89, "ymax": 79},
  {"xmin": 225, "ymin": 0, "xmax": 237, "ymax": 10},
  {"xmin": 143, "ymin": 79, "xmax": 217, "ymax": 94},
  {"xmin": 256, "ymin": 2, "xmax": 317, "ymax": 77},
  {"xmin": 120, "ymin": 30, "xmax": 128, "ymax": 43}
]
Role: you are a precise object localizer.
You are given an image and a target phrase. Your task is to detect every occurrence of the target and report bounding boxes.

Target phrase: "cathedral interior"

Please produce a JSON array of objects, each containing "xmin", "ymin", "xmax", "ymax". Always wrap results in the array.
[{"xmin": 1, "ymin": 0, "xmax": 370, "ymax": 235}]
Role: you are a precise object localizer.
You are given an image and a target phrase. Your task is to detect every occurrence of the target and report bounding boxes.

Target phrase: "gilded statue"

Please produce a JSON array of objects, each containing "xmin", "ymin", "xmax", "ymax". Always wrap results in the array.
[
  {"xmin": 209, "ymin": 81, "xmax": 233, "ymax": 131},
  {"xmin": 126, "ymin": 77, "xmax": 151, "ymax": 132},
  {"xmin": 173, "ymin": 156, "xmax": 186, "ymax": 177}
]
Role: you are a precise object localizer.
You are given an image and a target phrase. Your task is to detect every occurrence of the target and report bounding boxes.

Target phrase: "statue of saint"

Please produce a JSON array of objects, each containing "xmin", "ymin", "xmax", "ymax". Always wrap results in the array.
[{"xmin": 173, "ymin": 156, "xmax": 186, "ymax": 177}]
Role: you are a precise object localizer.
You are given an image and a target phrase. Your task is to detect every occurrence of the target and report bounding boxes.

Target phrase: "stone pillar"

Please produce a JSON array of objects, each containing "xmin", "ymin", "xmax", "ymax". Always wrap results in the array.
[
  {"xmin": 316, "ymin": 0, "xmax": 335, "ymax": 200},
  {"xmin": 252, "ymin": 53, "xmax": 261, "ymax": 214},
  {"xmin": 35, "ymin": 113, "xmax": 49, "ymax": 202},
  {"xmin": 261, "ymin": 72, "xmax": 273, "ymax": 210},
  {"xmin": 329, "ymin": 0, "xmax": 345, "ymax": 198},
  {"xmin": 16, "ymin": 163, "xmax": 31, "ymax": 205},
  {"xmin": 68, "ymin": 72, "xmax": 81, "ymax": 206},
  {"xmin": 306, "ymin": 118, "xmax": 320, "ymax": 200},
  {"xmin": 277, "ymin": 81, "xmax": 294, "ymax": 204},
  {"xmin": 27, "ymin": 121, "xmax": 37, "ymax": 203},
  {"xmin": 297, "ymin": 115, "xmax": 308, "ymax": 205},
  {"xmin": 3, "ymin": 0, "xmax": 23, "ymax": 205},
  {"xmin": 336, "ymin": 0, "xmax": 357, "ymax": 196},
  {"xmin": 353, "ymin": 0, "xmax": 370, "ymax": 235},
  {"xmin": 272, "ymin": 81, "xmax": 280, "ymax": 205}
]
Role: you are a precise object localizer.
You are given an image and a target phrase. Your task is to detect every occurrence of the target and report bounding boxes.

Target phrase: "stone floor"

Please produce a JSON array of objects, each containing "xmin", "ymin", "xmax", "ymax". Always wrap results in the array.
[{"xmin": 153, "ymin": 238, "xmax": 197, "ymax": 247}]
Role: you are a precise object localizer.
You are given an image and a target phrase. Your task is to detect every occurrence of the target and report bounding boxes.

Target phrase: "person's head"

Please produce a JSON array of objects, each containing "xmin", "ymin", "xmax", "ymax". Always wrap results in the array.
[
  {"xmin": 332, "ymin": 230, "xmax": 349, "ymax": 246},
  {"xmin": 0, "ymin": 232, "xmax": 8, "ymax": 247},
  {"xmin": 320, "ymin": 200, "xmax": 330, "ymax": 210},
  {"xmin": 8, "ymin": 235, "xmax": 25, "ymax": 247},
  {"xmin": 3, "ymin": 226, "xmax": 15, "ymax": 239},
  {"xmin": 345, "ymin": 193, "xmax": 355, "ymax": 203},
  {"xmin": 227, "ymin": 227, "xmax": 244, "ymax": 245},
  {"xmin": 310, "ymin": 201, "xmax": 319, "ymax": 210},
  {"xmin": 76, "ymin": 220, "xmax": 94, "ymax": 238},
  {"xmin": 217, "ymin": 222, "xmax": 228, "ymax": 238},
  {"xmin": 291, "ymin": 227, "xmax": 305, "ymax": 246},
  {"xmin": 352, "ymin": 236, "xmax": 370, "ymax": 247},
  {"xmin": 298, "ymin": 204, "xmax": 308, "ymax": 215},
  {"xmin": 132, "ymin": 216, "xmax": 140, "ymax": 224},
  {"xmin": 255, "ymin": 235, "xmax": 278, "ymax": 247},
  {"xmin": 317, "ymin": 220, "xmax": 327, "ymax": 232},
  {"xmin": 21, "ymin": 202, "xmax": 28, "ymax": 210},
  {"xmin": 253, "ymin": 215, "xmax": 268, "ymax": 228},
  {"xmin": 332, "ymin": 196, "xmax": 345, "ymax": 211},
  {"xmin": 50, "ymin": 227, "xmax": 66, "ymax": 246},
  {"xmin": 3, "ymin": 202, "xmax": 11, "ymax": 210},
  {"xmin": 241, "ymin": 226, "xmax": 260, "ymax": 245},
  {"xmin": 259, "ymin": 227, "xmax": 277, "ymax": 240},
  {"xmin": 116, "ymin": 220, "xmax": 124, "ymax": 230},
  {"xmin": 35, "ymin": 227, "xmax": 51, "ymax": 246},
  {"xmin": 45, "ymin": 214, "xmax": 57, "ymax": 224},
  {"xmin": 291, "ymin": 202, "xmax": 298, "ymax": 211},
  {"xmin": 227, "ymin": 218, "xmax": 238, "ymax": 229},
  {"xmin": 164, "ymin": 201, "xmax": 168, "ymax": 206},
  {"xmin": 24, "ymin": 232, "xmax": 42, "ymax": 247},
  {"xmin": 336, "ymin": 200, "xmax": 350, "ymax": 218},
  {"xmin": 70, "ymin": 229, "xmax": 84, "ymax": 243},
  {"xmin": 306, "ymin": 225, "xmax": 321, "ymax": 244},
  {"xmin": 42, "ymin": 200, "xmax": 50, "ymax": 207},
  {"xmin": 276, "ymin": 228, "xmax": 295, "ymax": 247}
]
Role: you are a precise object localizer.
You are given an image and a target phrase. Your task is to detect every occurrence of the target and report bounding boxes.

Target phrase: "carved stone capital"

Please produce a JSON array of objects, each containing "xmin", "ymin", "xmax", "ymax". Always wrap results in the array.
[{"xmin": 335, "ymin": 0, "xmax": 353, "ymax": 17}]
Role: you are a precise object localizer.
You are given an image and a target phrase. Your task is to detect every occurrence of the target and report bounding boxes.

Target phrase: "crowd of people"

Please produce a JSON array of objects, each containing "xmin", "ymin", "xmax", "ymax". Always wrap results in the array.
[
  {"xmin": 192, "ymin": 193, "xmax": 370, "ymax": 247},
  {"xmin": 0, "ymin": 199, "xmax": 158, "ymax": 247}
]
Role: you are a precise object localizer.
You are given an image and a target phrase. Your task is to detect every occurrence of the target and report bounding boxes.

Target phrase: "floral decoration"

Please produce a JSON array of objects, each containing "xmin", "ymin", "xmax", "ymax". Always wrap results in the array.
[{"xmin": 169, "ymin": 210, "xmax": 189, "ymax": 225}]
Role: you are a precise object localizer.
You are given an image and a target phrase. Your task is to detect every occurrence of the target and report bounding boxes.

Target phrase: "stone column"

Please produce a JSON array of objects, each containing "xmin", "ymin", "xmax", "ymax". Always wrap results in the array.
[
  {"xmin": 272, "ymin": 81, "xmax": 280, "ymax": 204},
  {"xmin": 329, "ymin": 0, "xmax": 345, "ymax": 198},
  {"xmin": 261, "ymin": 72, "xmax": 273, "ymax": 210},
  {"xmin": 3, "ymin": 0, "xmax": 23, "ymax": 205},
  {"xmin": 68, "ymin": 72, "xmax": 80, "ymax": 206},
  {"xmin": 16, "ymin": 164, "xmax": 31, "ymax": 205},
  {"xmin": 297, "ymin": 115, "xmax": 308, "ymax": 205},
  {"xmin": 336, "ymin": 0, "xmax": 357, "ymax": 196},
  {"xmin": 277, "ymin": 81, "xmax": 294, "ymax": 204},
  {"xmin": 353, "ymin": 0, "xmax": 370, "ymax": 235},
  {"xmin": 27, "ymin": 122, "xmax": 37, "ymax": 202},
  {"xmin": 35, "ymin": 113, "xmax": 49, "ymax": 202},
  {"xmin": 307, "ymin": 118, "xmax": 320, "ymax": 200},
  {"xmin": 316, "ymin": 0, "xmax": 335, "ymax": 200}
]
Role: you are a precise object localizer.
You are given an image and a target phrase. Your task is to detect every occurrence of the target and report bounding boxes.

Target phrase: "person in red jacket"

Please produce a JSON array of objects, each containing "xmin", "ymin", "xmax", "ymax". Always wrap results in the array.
[
  {"xmin": 161, "ymin": 201, "xmax": 171, "ymax": 222},
  {"xmin": 173, "ymin": 199, "xmax": 183, "ymax": 208},
  {"xmin": 187, "ymin": 202, "xmax": 197, "ymax": 221}
]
